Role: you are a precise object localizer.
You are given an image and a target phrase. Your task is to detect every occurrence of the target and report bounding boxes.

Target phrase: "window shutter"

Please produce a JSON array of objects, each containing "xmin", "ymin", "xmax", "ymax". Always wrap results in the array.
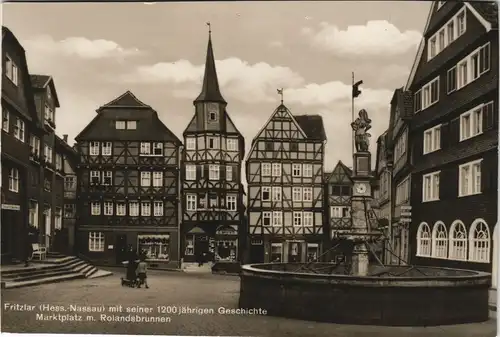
[
  {"xmin": 481, "ymin": 158, "xmax": 490, "ymax": 193},
  {"xmin": 449, "ymin": 118, "xmax": 460, "ymax": 144},
  {"xmin": 440, "ymin": 122, "xmax": 449, "ymax": 149},
  {"xmin": 195, "ymin": 165, "xmax": 201, "ymax": 179},
  {"xmin": 221, "ymin": 165, "xmax": 226, "ymax": 180},
  {"xmin": 483, "ymin": 102, "xmax": 495, "ymax": 131},
  {"xmin": 204, "ymin": 164, "xmax": 209, "ymax": 178}
]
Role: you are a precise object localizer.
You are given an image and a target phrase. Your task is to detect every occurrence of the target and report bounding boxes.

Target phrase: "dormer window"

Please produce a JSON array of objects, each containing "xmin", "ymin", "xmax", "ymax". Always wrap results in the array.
[
  {"xmin": 116, "ymin": 120, "xmax": 138, "ymax": 130},
  {"xmin": 116, "ymin": 121, "xmax": 126, "ymax": 129},
  {"xmin": 5, "ymin": 55, "xmax": 18, "ymax": 86},
  {"xmin": 47, "ymin": 86, "xmax": 52, "ymax": 100},
  {"xmin": 44, "ymin": 105, "xmax": 55, "ymax": 126}
]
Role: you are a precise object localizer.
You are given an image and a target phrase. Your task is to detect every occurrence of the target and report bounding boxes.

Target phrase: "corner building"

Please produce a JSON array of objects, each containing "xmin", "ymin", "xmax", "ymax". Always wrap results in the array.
[
  {"xmin": 180, "ymin": 31, "xmax": 245, "ymax": 267},
  {"xmin": 406, "ymin": 1, "xmax": 498, "ymax": 286},
  {"xmin": 246, "ymin": 104, "xmax": 326, "ymax": 263},
  {"xmin": 74, "ymin": 91, "xmax": 182, "ymax": 268}
]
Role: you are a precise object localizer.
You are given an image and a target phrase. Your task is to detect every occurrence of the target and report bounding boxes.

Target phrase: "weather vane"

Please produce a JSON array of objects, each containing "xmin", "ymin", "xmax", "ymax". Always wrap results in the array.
[
  {"xmin": 206, "ymin": 22, "xmax": 211, "ymax": 35},
  {"xmin": 277, "ymin": 88, "xmax": 284, "ymax": 104}
]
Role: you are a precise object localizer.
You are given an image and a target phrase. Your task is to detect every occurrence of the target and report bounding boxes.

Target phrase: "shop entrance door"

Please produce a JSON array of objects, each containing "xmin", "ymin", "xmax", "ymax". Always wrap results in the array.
[{"xmin": 287, "ymin": 241, "xmax": 303, "ymax": 263}]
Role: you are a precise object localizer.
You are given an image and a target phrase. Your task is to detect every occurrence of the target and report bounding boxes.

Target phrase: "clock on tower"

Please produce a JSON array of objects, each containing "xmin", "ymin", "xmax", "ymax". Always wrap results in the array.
[{"xmin": 354, "ymin": 182, "xmax": 370, "ymax": 196}]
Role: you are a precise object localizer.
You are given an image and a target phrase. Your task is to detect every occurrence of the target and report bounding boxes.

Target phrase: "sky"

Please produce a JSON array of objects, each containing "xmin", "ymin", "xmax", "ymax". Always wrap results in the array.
[{"xmin": 3, "ymin": 1, "xmax": 430, "ymax": 171}]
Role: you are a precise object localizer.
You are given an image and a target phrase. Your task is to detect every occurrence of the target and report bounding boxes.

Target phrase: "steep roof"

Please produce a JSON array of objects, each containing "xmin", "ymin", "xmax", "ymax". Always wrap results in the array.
[
  {"xmin": 30, "ymin": 74, "xmax": 50, "ymax": 88},
  {"xmin": 325, "ymin": 160, "xmax": 353, "ymax": 184},
  {"xmin": 29, "ymin": 74, "xmax": 60, "ymax": 108},
  {"xmin": 74, "ymin": 91, "xmax": 181, "ymax": 144},
  {"xmin": 470, "ymin": 1, "xmax": 498, "ymax": 29},
  {"xmin": 293, "ymin": 115, "xmax": 327, "ymax": 141},
  {"xmin": 194, "ymin": 31, "xmax": 226, "ymax": 105},
  {"xmin": 2, "ymin": 26, "xmax": 38, "ymax": 124}
]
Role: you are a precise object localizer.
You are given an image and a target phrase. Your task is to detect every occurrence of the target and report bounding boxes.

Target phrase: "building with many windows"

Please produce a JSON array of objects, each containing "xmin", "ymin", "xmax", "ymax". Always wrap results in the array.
[
  {"xmin": 246, "ymin": 105, "xmax": 326, "ymax": 263},
  {"xmin": 1, "ymin": 26, "xmax": 44, "ymax": 263},
  {"xmin": 406, "ymin": 1, "xmax": 498, "ymax": 286},
  {"xmin": 74, "ymin": 91, "xmax": 182, "ymax": 268},
  {"xmin": 29, "ymin": 75, "xmax": 76, "ymax": 253},
  {"xmin": 180, "ymin": 30, "xmax": 245, "ymax": 268}
]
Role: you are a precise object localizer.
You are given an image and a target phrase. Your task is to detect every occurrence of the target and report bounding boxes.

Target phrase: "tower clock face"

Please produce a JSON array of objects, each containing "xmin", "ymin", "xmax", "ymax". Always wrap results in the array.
[{"xmin": 355, "ymin": 183, "xmax": 368, "ymax": 195}]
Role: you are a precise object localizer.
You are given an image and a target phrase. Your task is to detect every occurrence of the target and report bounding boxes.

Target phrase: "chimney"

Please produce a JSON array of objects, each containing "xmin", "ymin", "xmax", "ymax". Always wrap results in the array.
[{"xmin": 63, "ymin": 134, "xmax": 68, "ymax": 143}]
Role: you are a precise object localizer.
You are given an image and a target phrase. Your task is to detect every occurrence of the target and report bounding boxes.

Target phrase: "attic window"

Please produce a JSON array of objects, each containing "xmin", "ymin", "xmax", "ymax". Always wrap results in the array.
[
  {"xmin": 5, "ymin": 55, "xmax": 19, "ymax": 86},
  {"xmin": 116, "ymin": 120, "xmax": 137, "ymax": 130},
  {"xmin": 116, "ymin": 121, "xmax": 126, "ymax": 129},
  {"xmin": 208, "ymin": 111, "xmax": 217, "ymax": 122},
  {"xmin": 437, "ymin": 1, "xmax": 445, "ymax": 9}
]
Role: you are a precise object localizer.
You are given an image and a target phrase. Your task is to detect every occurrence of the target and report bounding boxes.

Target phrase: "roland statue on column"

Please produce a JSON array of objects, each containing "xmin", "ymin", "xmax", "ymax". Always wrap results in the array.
[{"xmin": 349, "ymin": 109, "xmax": 374, "ymax": 276}]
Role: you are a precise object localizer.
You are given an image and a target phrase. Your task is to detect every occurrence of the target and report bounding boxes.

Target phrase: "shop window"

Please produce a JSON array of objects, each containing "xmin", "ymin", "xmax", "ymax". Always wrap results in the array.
[
  {"xmin": 271, "ymin": 243, "xmax": 282, "ymax": 262},
  {"xmin": 138, "ymin": 234, "xmax": 170, "ymax": 261}
]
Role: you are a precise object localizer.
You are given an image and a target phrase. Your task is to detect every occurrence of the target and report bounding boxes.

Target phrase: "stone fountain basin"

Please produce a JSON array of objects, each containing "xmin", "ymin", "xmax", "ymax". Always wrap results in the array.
[{"xmin": 238, "ymin": 263, "xmax": 491, "ymax": 326}]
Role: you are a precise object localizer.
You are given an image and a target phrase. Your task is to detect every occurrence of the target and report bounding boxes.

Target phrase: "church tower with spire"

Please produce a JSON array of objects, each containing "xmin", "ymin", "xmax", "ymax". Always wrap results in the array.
[{"xmin": 180, "ymin": 25, "xmax": 245, "ymax": 270}]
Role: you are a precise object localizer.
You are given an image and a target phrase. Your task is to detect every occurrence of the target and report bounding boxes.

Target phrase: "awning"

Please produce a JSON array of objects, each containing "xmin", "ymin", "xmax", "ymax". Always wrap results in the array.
[
  {"xmin": 188, "ymin": 227, "xmax": 206, "ymax": 234},
  {"xmin": 138, "ymin": 234, "xmax": 170, "ymax": 240}
]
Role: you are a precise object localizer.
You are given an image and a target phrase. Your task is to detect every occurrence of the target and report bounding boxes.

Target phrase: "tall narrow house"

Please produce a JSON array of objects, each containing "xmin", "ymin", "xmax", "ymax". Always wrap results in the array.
[
  {"xmin": 407, "ymin": 2, "xmax": 498, "ymax": 285},
  {"xmin": 323, "ymin": 160, "xmax": 353, "ymax": 261},
  {"xmin": 180, "ymin": 29, "xmax": 245, "ymax": 268},
  {"xmin": 74, "ymin": 91, "xmax": 182, "ymax": 268},
  {"xmin": 246, "ymin": 104, "xmax": 326, "ymax": 263},
  {"xmin": 1, "ymin": 27, "xmax": 42, "ymax": 263},
  {"xmin": 29, "ymin": 75, "xmax": 76, "ymax": 254}
]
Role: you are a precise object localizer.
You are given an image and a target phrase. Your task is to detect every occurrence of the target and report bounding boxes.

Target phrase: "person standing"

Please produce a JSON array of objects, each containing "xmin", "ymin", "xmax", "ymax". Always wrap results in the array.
[{"xmin": 136, "ymin": 257, "xmax": 149, "ymax": 289}]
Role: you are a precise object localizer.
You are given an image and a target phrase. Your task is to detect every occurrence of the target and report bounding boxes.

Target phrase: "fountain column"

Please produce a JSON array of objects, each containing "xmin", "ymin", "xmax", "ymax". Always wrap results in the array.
[{"xmin": 350, "ymin": 150, "xmax": 373, "ymax": 276}]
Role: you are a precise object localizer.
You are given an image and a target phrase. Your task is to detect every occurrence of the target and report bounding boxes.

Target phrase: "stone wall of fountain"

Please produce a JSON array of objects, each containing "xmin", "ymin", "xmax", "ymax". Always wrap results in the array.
[{"xmin": 238, "ymin": 263, "xmax": 491, "ymax": 326}]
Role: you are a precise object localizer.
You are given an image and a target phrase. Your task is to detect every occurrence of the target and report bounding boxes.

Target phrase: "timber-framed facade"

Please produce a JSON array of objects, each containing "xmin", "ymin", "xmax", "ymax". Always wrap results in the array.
[
  {"xmin": 180, "ymin": 30, "xmax": 245, "ymax": 267},
  {"xmin": 74, "ymin": 91, "xmax": 182, "ymax": 268},
  {"xmin": 324, "ymin": 160, "xmax": 353, "ymax": 261},
  {"xmin": 246, "ymin": 104, "xmax": 326, "ymax": 263}
]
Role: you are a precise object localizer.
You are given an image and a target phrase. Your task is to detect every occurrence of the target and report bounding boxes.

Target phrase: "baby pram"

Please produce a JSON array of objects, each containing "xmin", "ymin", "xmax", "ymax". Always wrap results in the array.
[{"xmin": 121, "ymin": 259, "xmax": 140, "ymax": 288}]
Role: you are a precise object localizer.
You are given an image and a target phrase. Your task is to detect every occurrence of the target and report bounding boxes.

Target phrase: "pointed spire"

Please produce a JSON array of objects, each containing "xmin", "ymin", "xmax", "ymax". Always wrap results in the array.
[{"xmin": 194, "ymin": 22, "xmax": 226, "ymax": 105}]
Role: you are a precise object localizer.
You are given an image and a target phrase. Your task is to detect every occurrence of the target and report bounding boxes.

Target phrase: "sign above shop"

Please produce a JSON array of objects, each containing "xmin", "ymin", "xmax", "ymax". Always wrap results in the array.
[
  {"xmin": 1, "ymin": 204, "xmax": 20, "ymax": 211},
  {"xmin": 216, "ymin": 226, "xmax": 237, "ymax": 235}
]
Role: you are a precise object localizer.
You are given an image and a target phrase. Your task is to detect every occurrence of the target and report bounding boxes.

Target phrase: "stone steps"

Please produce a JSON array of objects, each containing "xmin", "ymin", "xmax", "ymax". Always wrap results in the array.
[{"xmin": 1, "ymin": 254, "xmax": 112, "ymax": 289}]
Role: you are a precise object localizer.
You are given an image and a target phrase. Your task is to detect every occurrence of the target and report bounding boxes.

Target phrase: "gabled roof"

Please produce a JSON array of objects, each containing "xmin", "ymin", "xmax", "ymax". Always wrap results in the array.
[
  {"xmin": 325, "ymin": 160, "xmax": 353, "ymax": 184},
  {"xmin": 98, "ymin": 90, "xmax": 150, "ymax": 111},
  {"xmin": 29, "ymin": 74, "xmax": 60, "ymax": 108},
  {"xmin": 194, "ymin": 31, "xmax": 226, "ymax": 105},
  {"xmin": 293, "ymin": 115, "xmax": 327, "ymax": 141},
  {"xmin": 74, "ymin": 91, "xmax": 181, "ymax": 144},
  {"xmin": 405, "ymin": 1, "xmax": 496, "ymax": 90}
]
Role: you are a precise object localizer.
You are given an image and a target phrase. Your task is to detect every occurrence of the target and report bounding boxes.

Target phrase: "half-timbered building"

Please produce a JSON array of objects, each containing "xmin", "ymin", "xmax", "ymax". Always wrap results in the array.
[
  {"xmin": 1, "ymin": 26, "xmax": 43, "ymax": 263},
  {"xmin": 74, "ymin": 91, "xmax": 182, "ymax": 268},
  {"xmin": 246, "ymin": 105, "xmax": 326, "ymax": 263},
  {"xmin": 180, "ymin": 31, "xmax": 245, "ymax": 267},
  {"xmin": 323, "ymin": 161, "xmax": 353, "ymax": 262},
  {"xmin": 406, "ymin": 1, "xmax": 498, "ymax": 286}
]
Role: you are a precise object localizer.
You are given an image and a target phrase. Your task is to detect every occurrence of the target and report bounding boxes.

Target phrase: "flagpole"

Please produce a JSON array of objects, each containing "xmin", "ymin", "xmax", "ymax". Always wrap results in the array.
[{"xmin": 352, "ymin": 72, "xmax": 355, "ymax": 158}]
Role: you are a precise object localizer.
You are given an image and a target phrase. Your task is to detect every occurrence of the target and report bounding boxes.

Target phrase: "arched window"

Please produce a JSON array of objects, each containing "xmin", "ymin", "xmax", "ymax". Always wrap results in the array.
[
  {"xmin": 417, "ymin": 222, "xmax": 431, "ymax": 257},
  {"xmin": 469, "ymin": 219, "xmax": 490, "ymax": 263},
  {"xmin": 432, "ymin": 222, "xmax": 448, "ymax": 259},
  {"xmin": 449, "ymin": 220, "xmax": 467, "ymax": 260}
]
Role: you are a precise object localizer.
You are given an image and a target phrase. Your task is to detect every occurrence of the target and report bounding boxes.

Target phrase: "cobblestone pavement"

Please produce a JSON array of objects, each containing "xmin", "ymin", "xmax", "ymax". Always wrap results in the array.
[{"xmin": 1, "ymin": 269, "xmax": 496, "ymax": 337}]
